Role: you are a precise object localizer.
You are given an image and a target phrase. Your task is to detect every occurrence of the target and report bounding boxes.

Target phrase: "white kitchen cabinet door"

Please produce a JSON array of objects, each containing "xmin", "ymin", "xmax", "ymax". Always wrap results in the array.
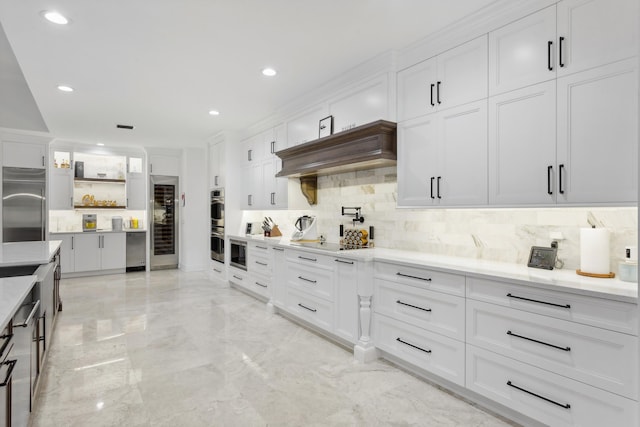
[
  {"xmin": 436, "ymin": 35, "xmax": 488, "ymax": 112},
  {"xmin": 263, "ymin": 124, "xmax": 287, "ymax": 157},
  {"xmin": 262, "ymin": 158, "xmax": 287, "ymax": 209},
  {"xmin": 488, "ymin": 80, "xmax": 557, "ymax": 205},
  {"xmin": 100, "ymin": 233, "xmax": 126, "ymax": 270},
  {"xmin": 556, "ymin": 0, "xmax": 638, "ymax": 78},
  {"xmin": 208, "ymin": 141, "xmax": 225, "ymax": 188},
  {"xmin": 397, "ymin": 57, "xmax": 438, "ymax": 121},
  {"xmin": 438, "ymin": 100, "xmax": 488, "ymax": 206},
  {"xmin": 556, "ymin": 59, "xmax": 638, "ymax": 204},
  {"xmin": 242, "ymin": 163, "xmax": 263, "ymax": 209},
  {"xmin": 286, "ymin": 106, "xmax": 325, "ymax": 146},
  {"xmin": 488, "ymin": 6, "xmax": 557, "ymax": 96},
  {"xmin": 271, "ymin": 247, "xmax": 287, "ymax": 308},
  {"xmin": 58, "ymin": 234, "xmax": 75, "ymax": 273},
  {"xmin": 2, "ymin": 141, "xmax": 47, "ymax": 168},
  {"xmin": 126, "ymin": 156, "xmax": 146, "ymax": 210},
  {"xmin": 328, "ymin": 75, "xmax": 388, "ymax": 132},
  {"xmin": 73, "ymin": 233, "xmax": 101, "ymax": 272},
  {"xmin": 334, "ymin": 257, "xmax": 358, "ymax": 344},
  {"xmin": 241, "ymin": 134, "xmax": 264, "ymax": 166},
  {"xmin": 149, "ymin": 154, "xmax": 179, "ymax": 176},
  {"xmin": 49, "ymin": 167, "xmax": 73, "ymax": 210},
  {"xmin": 397, "ymin": 114, "xmax": 439, "ymax": 207}
]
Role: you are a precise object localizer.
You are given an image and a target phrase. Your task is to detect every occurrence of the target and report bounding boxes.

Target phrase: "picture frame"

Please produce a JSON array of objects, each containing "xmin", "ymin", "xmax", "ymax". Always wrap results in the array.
[{"xmin": 319, "ymin": 115, "xmax": 333, "ymax": 138}]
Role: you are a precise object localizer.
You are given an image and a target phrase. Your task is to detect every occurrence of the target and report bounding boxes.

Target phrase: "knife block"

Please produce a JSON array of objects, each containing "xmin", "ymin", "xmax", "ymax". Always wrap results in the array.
[{"xmin": 269, "ymin": 225, "xmax": 282, "ymax": 237}]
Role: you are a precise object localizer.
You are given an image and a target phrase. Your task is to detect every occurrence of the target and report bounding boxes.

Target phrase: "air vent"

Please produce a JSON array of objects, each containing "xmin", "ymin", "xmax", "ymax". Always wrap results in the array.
[{"xmin": 116, "ymin": 124, "xmax": 134, "ymax": 130}]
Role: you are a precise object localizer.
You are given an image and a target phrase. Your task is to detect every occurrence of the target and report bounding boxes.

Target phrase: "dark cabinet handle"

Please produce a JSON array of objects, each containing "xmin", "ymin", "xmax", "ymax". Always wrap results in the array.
[
  {"xmin": 397, "ymin": 300, "xmax": 432, "ymax": 312},
  {"xmin": 272, "ymin": 247, "xmax": 284, "ymax": 252},
  {"xmin": 298, "ymin": 303, "xmax": 317, "ymax": 313},
  {"xmin": 507, "ymin": 293, "xmax": 570, "ymax": 309},
  {"xmin": 397, "ymin": 272, "xmax": 432, "ymax": 282},
  {"xmin": 0, "ymin": 359, "xmax": 17, "ymax": 387},
  {"xmin": 396, "ymin": 337, "xmax": 431, "ymax": 354},
  {"xmin": 507, "ymin": 330, "xmax": 570, "ymax": 351},
  {"xmin": 547, "ymin": 166, "xmax": 553, "ymax": 195},
  {"xmin": 256, "ymin": 245, "xmax": 268, "ymax": 250},
  {"xmin": 430, "ymin": 177, "xmax": 435, "ymax": 199},
  {"xmin": 248, "ymin": 149, "xmax": 252, "ymax": 161},
  {"xmin": 271, "ymin": 140, "xmax": 276, "ymax": 153},
  {"xmin": 436, "ymin": 81, "xmax": 441, "ymax": 104},
  {"xmin": 298, "ymin": 256, "xmax": 317, "ymax": 262},
  {"xmin": 547, "ymin": 41, "xmax": 553, "ymax": 71},
  {"xmin": 298, "ymin": 276, "xmax": 317, "ymax": 284},
  {"xmin": 255, "ymin": 281, "xmax": 267, "ymax": 288},
  {"xmin": 430, "ymin": 83, "xmax": 435, "ymax": 107},
  {"xmin": 255, "ymin": 261, "xmax": 268, "ymax": 266},
  {"xmin": 334, "ymin": 259, "xmax": 354, "ymax": 265},
  {"xmin": 507, "ymin": 381, "xmax": 570, "ymax": 409},
  {"xmin": 232, "ymin": 275, "xmax": 243, "ymax": 281},
  {"xmin": 437, "ymin": 176, "xmax": 442, "ymax": 199},
  {"xmin": 559, "ymin": 164, "xmax": 565, "ymax": 194},
  {"xmin": 271, "ymin": 192, "xmax": 275, "ymax": 205},
  {"xmin": 559, "ymin": 37, "xmax": 565, "ymax": 68}
]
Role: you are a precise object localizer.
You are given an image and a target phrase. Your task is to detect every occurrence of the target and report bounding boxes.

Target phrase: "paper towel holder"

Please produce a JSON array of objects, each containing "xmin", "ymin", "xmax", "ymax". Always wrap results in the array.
[{"xmin": 576, "ymin": 269, "xmax": 615, "ymax": 278}]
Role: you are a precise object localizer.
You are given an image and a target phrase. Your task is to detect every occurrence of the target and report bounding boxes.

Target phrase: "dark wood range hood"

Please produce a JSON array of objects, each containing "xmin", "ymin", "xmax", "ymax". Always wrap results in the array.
[{"xmin": 275, "ymin": 119, "xmax": 397, "ymax": 178}]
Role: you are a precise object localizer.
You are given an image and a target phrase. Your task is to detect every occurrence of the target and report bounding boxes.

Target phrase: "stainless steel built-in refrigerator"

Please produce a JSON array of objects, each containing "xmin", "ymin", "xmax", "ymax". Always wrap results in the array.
[
  {"xmin": 2, "ymin": 167, "xmax": 46, "ymax": 242},
  {"xmin": 150, "ymin": 175, "xmax": 178, "ymax": 270}
]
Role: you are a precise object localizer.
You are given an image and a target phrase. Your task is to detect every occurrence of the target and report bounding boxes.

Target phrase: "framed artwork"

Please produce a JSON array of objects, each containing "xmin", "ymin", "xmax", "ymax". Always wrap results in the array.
[{"xmin": 319, "ymin": 115, "xmax": 333, "ymax": 138}]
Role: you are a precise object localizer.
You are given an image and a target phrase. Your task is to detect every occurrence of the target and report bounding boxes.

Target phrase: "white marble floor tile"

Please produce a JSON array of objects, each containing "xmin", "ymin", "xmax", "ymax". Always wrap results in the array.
[{"xmin": 30, "ymin": 270, "xmax": 516, "ymax": 427}]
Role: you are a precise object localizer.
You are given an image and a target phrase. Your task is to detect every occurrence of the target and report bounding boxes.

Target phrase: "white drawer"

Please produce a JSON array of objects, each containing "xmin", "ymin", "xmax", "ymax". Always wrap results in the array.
[
  {"xmin": 375, "ymin": 261, "xmax": 465, "ymax": 297},
  {"xmin": 248, "ymin": 243, "xmax": 272, "ymax": 276},
  {"xmin": 374, "ymin": 314, "xmax": 465, "ymax": 387},
  {"xmin": 467, "ymin": 299, "xmax": 637, "ymax": 399},
  {"xmin": 229, "ymin": 267, "xmax": 251, "ymax": 292},
  {"xmin": 466, "ymin": 345, "xmax": 637, "ymax": 427},
  {"xmin": 374, "ymin": 278, "xmax": 465, "ymax": 341},
  {"xmin": 247, "ymin": 273, "xmax": 271, "ymax": 298},
  {"xmin": 286, "ymin": 262, "xmax": 334, "ymax": 301},
  {"xmin": 286, "ymin": 249, "xmax": 334, "ymax": 269},
  {"xmin": 467, "ymin": 277, "xmax": 638, "ymax": 335},
  {"xmin": 285, "ymin": 286, "xmax": 333, "ymax": 332}
]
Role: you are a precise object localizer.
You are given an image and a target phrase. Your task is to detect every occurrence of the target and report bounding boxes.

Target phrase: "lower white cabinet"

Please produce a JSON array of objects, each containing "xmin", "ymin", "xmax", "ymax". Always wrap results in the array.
[
  {"xmin": 334, "ymin": 256, "xmax": 358, "ymax": 344},
  {"xmin": 285, "ymin": 286, "xmax": 334, "ymax": 331},
  {"xmin": 271, "ymin": 246, "xmax": 286, "ymax": 308},
  {"xmin": 466, "ymin": 345, "xmax": 637, "ymax": 427},
  {"xmin": 56, "ymin": 232, "xmax": 126, "ymax": 275}
]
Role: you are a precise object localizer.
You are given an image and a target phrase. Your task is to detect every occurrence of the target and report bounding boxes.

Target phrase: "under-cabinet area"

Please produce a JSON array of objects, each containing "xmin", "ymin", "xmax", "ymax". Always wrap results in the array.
[{"xmin": 227, "ymin": 236, "xmax": 638, "ymax": 427}]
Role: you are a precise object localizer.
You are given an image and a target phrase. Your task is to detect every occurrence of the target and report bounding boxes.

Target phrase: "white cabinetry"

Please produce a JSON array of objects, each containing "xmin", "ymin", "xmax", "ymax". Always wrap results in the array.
[
  {"xmin": 50, "ymin": 166, "xmax": 74, "ymax": 210},
  {"xmin": 271, "ymin": 246, "xmax": 286, "ymax": 308},
  {"xmin": 2, "ymin": 141, "xmax": 47, "ymax": 168},
  {"xmin": 59, "ymin": 232, "xmax": 126, "ymax": 275},
  {"xmin": 328, "ymin": 74, "xmax": 389, "ymax": 132},
  {"xmin": 398, "ymin": 100, "xmax": 487, "ymax": 207},
  {"xmin": 58, "ymin": 234, "xmax": 75, "ymax": 273},
  {"xmin": 149, "ymin": 153, "xmax": 179, "ymax": 176},
  {"xmin": 398, "ymin": 35, "xmax": 487, "ymax": 121},
  {"xmin": 208, "ymin": 140, "xmax": 225, "ymax": 188},
  {"xmin": 126, "ymin": 156, "xmax": 146, "ymax": 210},
  {"xmin": 286, "ymin": 106, "xmax": 325, "ymax": 147},
  {"xmin": 333, "ymin": 257, "xmax": 358, "ymax": 344}
]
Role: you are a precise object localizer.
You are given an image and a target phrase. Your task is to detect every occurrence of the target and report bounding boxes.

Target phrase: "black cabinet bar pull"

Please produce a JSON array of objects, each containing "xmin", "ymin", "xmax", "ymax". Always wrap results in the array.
[
  {"xmin": 397, "ymin": 272, "xmax": 432, "ymax": 282},
  {"xmin": 232, "ymin": 275, "xmax": 243, "ymax": 280},
  {"xmin": 298, "ymin": 303, "xmax": 317, "ymax": 313},
  {"xmin": 437, "ymin": 176, "xmax": 442, "ymax": 199},
  {"xmin": 507, "ymin": 330, "xmax": 571, "ymax": 351},
  {"xmin": 436, "ymin": 81, "xmax": 441, "ymax": 104},
  {"xmin": 255, "ymin": 261, "xmax": 268, "ymax": 266},
  {"xmin": 271, "ymin": 140, "xmax": 276, "ymax": 153},
  {"xmin": 272, "ymin": 247, "xmax": 284, "ymax": 252},
  {"xmin": 396, "ymin": 337, "xmax": 431, "ymax": 354},
  {"xmin": 430, "ymin": 83, "xmax": 435, "ymax": 106},
  {"xmin": 397, "ymin": 300, "xmax": 432, "ymax": 312},
  {"xmin": 559, "ymin": 37, "xmax": 565, "ymax": 68},
  {"xmin": 507, "ymin": 381, "xmax": 571, "ymax": 409},
  {"xmin": 335, "ymin": 259, "xmax": 354, "ymax": 265},
  {"xmin": 507, "ymin": 293, "xmax": 570, "ymax": 309},
  {"xmin": 255, "ymin": 282, "xmax": 267, "ymax": 288},
  {"xmin": 547, "ymin": 41, "xmax": 553, "ymax": 71},
  {"xmin": 256, "ymin": 245, "xmax": 268, "ymax": 250},
  {"xmin": 298, "ymin": 276, "xmax": 317, "ymax": 284},
  {"xmin": 559, "ymin": 164, "xmax": 565, "ymax": 194},
  {"xmin": 430, "ymin": 177, "xmax": 435, "ymax": 199},
  {"xmin": 298, "ymin": 256, "xmax": 317, "ymax": 262},
  {"xmin": 547, "ymin": 165, "xmax": 553, "ymax": 195}
]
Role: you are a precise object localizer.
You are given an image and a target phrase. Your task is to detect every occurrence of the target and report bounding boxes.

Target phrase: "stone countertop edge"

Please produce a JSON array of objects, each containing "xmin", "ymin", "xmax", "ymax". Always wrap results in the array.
[
  {"xmin": 0, "ymin": 241, "xmax": 62, "ymax": 267},
  {"xmin": 0, "ymin": 275, "xmax": 37, "ymax": 328},
  {"xmin": 230, "ymin": 234, "xmax": 638, "ymax": 304},
  {"xmin": 50, "ymin": 229, "xmax": 147, "ymax": 234}
]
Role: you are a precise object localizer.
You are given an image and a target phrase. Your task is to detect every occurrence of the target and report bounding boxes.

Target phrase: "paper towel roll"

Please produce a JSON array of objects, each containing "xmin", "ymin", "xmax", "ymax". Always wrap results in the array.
[{"xmin": 580, "ymin": 228, "xmax": 610, "ymax": 274}]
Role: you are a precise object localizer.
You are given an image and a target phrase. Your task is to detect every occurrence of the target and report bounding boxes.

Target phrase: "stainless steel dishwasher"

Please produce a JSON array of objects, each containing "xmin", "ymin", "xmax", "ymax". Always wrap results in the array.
[{"xmin": 126, "ymin": 232, "xmax": 146, "ymax": 272}]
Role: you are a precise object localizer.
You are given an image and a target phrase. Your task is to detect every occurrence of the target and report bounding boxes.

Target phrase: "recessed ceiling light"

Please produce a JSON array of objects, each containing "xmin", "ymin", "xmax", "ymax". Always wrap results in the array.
[
  {"xmin": 262, "ymin": 68, "xmax": 277, "ymax": 77},
  {"xmin": 97, "ymin": 143, "xmax": 105, "ymax": 146},
  {"xmin": 208, "ymin": 110, "xmax": 220, "ymax": 116},
  {"xmin": 42, "ymin": 11, "xmax": 69, "ymax": 25},
  {"xmin": 57, "ymin": 85, "xmax": 74, "ymax": 92}
]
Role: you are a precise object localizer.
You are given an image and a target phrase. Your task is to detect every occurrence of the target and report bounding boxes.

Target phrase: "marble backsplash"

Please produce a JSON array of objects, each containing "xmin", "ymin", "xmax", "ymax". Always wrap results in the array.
[
  {"xmin": 243, "ymin": 167, "xmax": 637, "ymax": 273},
  {"xmin": 49, "ymin": 210, "xmax": 147, "ymax": 232}
]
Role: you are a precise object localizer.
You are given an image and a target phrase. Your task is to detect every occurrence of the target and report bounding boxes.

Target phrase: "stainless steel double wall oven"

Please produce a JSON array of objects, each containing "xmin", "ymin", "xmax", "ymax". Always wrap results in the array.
[{"xmin": 210, "ymin": 189, "xmax": 224, "ymax": 263}]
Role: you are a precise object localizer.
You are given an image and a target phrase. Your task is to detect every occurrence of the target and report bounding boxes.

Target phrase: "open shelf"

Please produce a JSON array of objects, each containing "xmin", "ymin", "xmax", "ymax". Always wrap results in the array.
[
  {"xmin": 74, "ymin": 178, "xmax": 126, "ymax": 183},
  {"xmin": 74, "ymin": 205, "xmax": 126, "ymax": 209}
]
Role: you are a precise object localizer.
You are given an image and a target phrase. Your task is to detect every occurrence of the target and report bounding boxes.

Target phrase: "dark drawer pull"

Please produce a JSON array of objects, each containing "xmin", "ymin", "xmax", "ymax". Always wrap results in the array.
[
  {"xmin": 335, "ymin": 259, "xmax": 354, "ymax": 265},
  {"xmin": 397, "ymin": 300, "xmax": 432, "ymax": 312},
  {"xmin": 507, "ymin": 381, "xmax": 570, "ymax": 409},
  {"xmin": 256, "ymin": 245, "xmax": 268, "ymax": 250},
  {"xmin": 272, "ymin": 247, "xmax": 284, "ymax": 252},
  {"xmin": 506, "ymin": 293, "xmax": 570, "ymax": 309},
  {"xmin": 0, "ymin": 359, "xmax": 17, "ymax": 387},
  {"xmin": 298, "ymin": 276, "xmax": 317, "ymax": 284},
  {"xmin": 298, "ymin": 256, "xmax": 317, "ymax": 262},
  {"xmin": 396, "ymin": 337, "xmax": 431, "ymax": 354},
  {"xmin": 397, "ymin": 272, "xmax": 432, "ymax": 282},
  {"xmin": 298, "ymin": 303, "xmax": 317, "ymax": 313},
  {"xmin": 255, "ymin": 261, "xmax": 268, "ymax": 266},
  {"xmin": 255, "ymin": 281, "xmax": 267, "ymax": 288},
  {"xmin": 213, "ymin": 268, "xmax": 222, "ymax": 273},
  {"xmin": 507, "ymin": 331, "xmax": 570, "ymax": 352},
  {"xmin": 232, "ymin": 275, "xmax": 243, "ymax": 281}
]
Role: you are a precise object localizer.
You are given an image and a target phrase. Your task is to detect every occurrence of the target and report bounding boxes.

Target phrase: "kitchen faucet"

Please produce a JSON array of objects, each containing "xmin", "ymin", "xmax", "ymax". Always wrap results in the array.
[{"xmin": 341, "ymin": 206, "xmax": 365, "ymax": 224}]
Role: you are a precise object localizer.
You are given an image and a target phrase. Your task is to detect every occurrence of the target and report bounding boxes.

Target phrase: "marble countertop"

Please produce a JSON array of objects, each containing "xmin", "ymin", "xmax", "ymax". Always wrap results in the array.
[
  {"xmin": 230, "ymin": 234, "xmax": 638, "ymax": 304},
  {"xmin": 0, "ymin": 240, "xmax": 62, "ymax": 267},
  {"xmin": 51, "ymin": 229, "xmax": 147, "ymax": 234},
  {"xmin": 0, "ymin": 275, "xmax": 37, "ymax": 328}
]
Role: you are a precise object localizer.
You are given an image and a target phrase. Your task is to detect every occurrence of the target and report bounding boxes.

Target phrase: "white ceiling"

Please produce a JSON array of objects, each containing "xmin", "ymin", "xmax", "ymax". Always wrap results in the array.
[{"xmin": 0, "ymin": 0, "xmax": 496, "ymax": 148}]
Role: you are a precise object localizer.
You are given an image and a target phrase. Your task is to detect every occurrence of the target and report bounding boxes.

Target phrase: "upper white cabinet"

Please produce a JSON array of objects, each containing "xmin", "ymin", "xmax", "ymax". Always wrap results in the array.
[
  {"xmin": 556, "ymin": 0, "xmax": 638, "ymax": 78},
  {"xmin": 286, "ymin": 106, "xmax": 325, "ymax": 147},
  {"xmin": 398, "ymin": 100, "xmax": 487, "ymax": 207},
  {"xmin": 126, "ymin": 156, "xmax": 146, "ymax": 210},
  {"xmin": 208, "ymin": 140, "xmax": 225, "ymax": 189},
  {"xmin": 2, "ymin": 141, "xmax": 47, "ymax": 168},
  {"xmin": 328, "ymin": 75, "xmax": 389, "ymax": 132},
  {"xmin": 398, "ymin": 36, "xmax": 488, "ymax": 122},
  {"xmin": 488, "ymin": 6, "xmax": 556, "ymax": 96},
  {"xmin": 50, "ymin": 149, "xmax": 74, "ymax": 210},
  {"xmin": 149, "ymin": 153, "xmax": 179, "ymax": 176}
]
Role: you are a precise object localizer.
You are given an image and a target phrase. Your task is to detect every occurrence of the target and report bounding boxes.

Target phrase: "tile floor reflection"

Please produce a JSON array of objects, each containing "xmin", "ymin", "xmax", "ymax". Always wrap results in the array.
[{"xmin": 31, "ymin": 270, "xmax": 515, "ymax": 426}]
